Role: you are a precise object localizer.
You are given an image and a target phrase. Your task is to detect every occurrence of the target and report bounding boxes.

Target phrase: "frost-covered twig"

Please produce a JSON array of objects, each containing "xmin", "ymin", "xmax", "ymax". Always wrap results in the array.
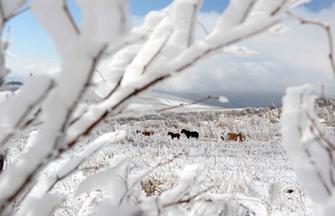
[
  {"xmin": 46, "ymin": 131, "xmax": 126, "ymax": 193},
  {"xmin": 0, "ymin": 1, "xmax": 29, "ymax": 27},
  {"xmin": 162, "ymin": 185, "xmax": 215, "ymax": 208},
  {"xmin": 0, "ymin": 76, "xmax": 55, "ymax": 148},
  {"xmin": 288, "ymin": 10, "xmax": 335, "ymax": 79},
  {"xmin": 140, "ymin": 32, "xmax": 171, "ymax": 75},
  {"xmin": 305, "ymin": 112, "xmax": 335, "ymax": 188},
  {"xmin": 0, "ymin": 0, "xmax": 127, "ymax": 213},
  {"xmin": 0, "ymin": 0, "xmax": 29, "ymax": 86},
  {"xmin": 12, "ymin": 131, "xmax": 127, "ymax": 216},
  {"xmin": 281, "ymin": 84, "xmax": 335, "ymax": 215},
  {"xmin": 306, "ymin": 112, "xmax": 335, "ymax": 151},
  {"xmin": 61, "ymin": 0, "xmax": 79, "ymax": 35},
  {"xmin": 119, "ymin": 153, "xmax": 182, "ymax": 205}
]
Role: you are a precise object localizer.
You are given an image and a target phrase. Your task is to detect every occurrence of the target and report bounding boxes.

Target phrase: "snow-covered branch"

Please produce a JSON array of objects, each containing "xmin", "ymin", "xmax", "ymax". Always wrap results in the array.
[
  {"xmin": 0, "ymin": 0, "xmax": 29, "ymax": 86},
  {"xmin": 0, "ymin": 0, "xmax": 306, "ymax": 215},
  {"xmin": 281, "ymin": 84, "xmax": 335, "ymax": 215},
  {"xmin": 0, "ymin": 75, "xmax": 55, "ymax": 148},
  {"xmin": 0, "ymin": 0, "xmax": 130, "ymax": 213},
  {"xmin": 288, "ymin": 10, "xmax": 335, "ymax": 79}
]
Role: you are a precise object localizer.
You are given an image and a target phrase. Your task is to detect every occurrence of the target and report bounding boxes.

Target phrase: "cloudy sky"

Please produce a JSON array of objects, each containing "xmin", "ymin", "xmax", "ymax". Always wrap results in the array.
[{"xmin": 6, "ymin": 0, "xmax": 335, "ymax": 107}]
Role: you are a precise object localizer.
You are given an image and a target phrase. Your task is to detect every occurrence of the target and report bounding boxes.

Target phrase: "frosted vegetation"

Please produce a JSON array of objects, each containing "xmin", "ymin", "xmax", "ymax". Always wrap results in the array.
[{"xmin": 0, "ymin": 0, "xmax": 334, "ymax": 216}]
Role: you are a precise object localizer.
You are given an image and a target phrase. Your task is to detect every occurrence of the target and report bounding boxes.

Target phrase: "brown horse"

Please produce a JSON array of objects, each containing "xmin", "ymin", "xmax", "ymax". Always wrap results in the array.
[
  {"xmin": 142, "ymin": 131, "xmax": 154, "ymax": 136},
  {"xmin": 227, "ymin": 132, "xmax": 246, "ymax": 142},
  {"xmin": 239, "ymin": 133, "xmax": 246, "ymax": 142},
  {"xmin": 136, "ymin": 130, "xmax": 154, "ymax": 136}
]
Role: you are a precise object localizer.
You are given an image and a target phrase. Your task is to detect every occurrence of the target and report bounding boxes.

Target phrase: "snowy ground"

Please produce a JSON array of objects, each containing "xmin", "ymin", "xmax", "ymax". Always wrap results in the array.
[{"xmin": 6, "ymin": 93, "xmax": 335, "ymax": 215}]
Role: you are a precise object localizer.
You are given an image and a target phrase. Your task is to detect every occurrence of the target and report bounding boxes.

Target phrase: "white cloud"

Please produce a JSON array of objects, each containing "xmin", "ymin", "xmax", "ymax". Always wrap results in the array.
[
  {"xmin": 154, "ymin": 7, "xmax": 335, "ymax": 106},
  {"xmin": 6, "ymin": 56, "xmax": 60, "ymax": 81},
  {"xmin": 6, "ymin": 6, "xmax": 335, "ymax": 107}
]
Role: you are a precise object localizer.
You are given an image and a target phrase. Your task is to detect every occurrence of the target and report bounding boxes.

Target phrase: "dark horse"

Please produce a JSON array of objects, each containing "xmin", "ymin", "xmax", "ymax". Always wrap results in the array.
[
  {"xmin": 181, "ymin": 129, "xmax": 199, "ymax": 139},
  {"xmin": 167, "ymin": 132, "xmax": 180, "ymax": 139},
  {"xmin": 0, "ymin": 153, "xmax": 5, "ymax": 173}
]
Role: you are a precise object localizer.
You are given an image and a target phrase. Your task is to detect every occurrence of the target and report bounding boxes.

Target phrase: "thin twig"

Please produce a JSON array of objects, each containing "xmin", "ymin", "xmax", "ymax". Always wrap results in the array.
[
  {"xmin": 0, "ymin": 79, "xmax": 55, "ymax": 148},
  {"xmin": 0, "ymin": 2, "xmax": 5, "ymax": 26},
  {"xmin": 288, "ymin": 10, "xmax": 335, "ymax": 79},
  {"xmin": 306, "ymin": 112, "xmax": 335, "ymax": 187},
  {"xmin": 240, "ymin": 0, "xmax": 257, "ymax": 24},
  {"xmin": 5, "ymin": 6, "xmax": 30, "ymax": 23},
  {"xmin": 46, "ymin": 143, "xmax": 107, "ymax": 193},
  {"xmin": 303, "ymin": 144, "xmax": 332, "ymax": 196},
  {"xmin": 271, "ymin": 0, "xmax": 289, "ymax": 16},
  {"xmin": 62, "ymin": 0, "xmax": 80, "ymax": 35},
  {"xmin": 306, "ymin": 112, "xmax": 335, "ymax": 151},
  {"xmin": 187, "ymin": 4, "xmax": 198, "ymax": 47},
  {"xmin": 195, "ymin": 20, "xmax": 209, "ymax": 35},
  {"xmin": 140, "ymin": 31, "xmax": 171, "ymax": 75},
  {"xmin": 162, "ymin": 185, "xmax": 215, "ymax": 208}
]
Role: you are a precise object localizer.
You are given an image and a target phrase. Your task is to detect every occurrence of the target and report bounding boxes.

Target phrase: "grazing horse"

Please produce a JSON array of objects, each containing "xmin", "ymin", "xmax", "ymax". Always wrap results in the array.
[
  {"xmin": 168, "ymin": 132, "xmax": 180, "ymax": 139},
  {"xmin": 285, "ymin": 189, "xmax": 294, "ymax": 194},
  {"xmin": 0, "ymin": 153, "xmax": 4, "ymax": 173},
  {"xmin": 181, "ymin": 129, "xmax": 199, "ymax": 139},
  {"xmin": 136, "ymin": 130, "xmax": 154, "ymax": 136},
  {"xmin": 142, "ymin": 131, "xmax": 154, "ymax": 136},
  {"xmin": 227, "ymin": 132, "xmax": 246, "ymax": 142},
  {"xmin": 227, "ymin": 133, "xmax": 239, "ymax": 141}
]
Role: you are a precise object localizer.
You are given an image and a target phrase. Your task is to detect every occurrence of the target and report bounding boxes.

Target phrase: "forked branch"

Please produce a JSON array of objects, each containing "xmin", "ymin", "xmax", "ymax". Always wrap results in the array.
[{"xmin": 288, "ymin": 11, "xmax": 335, "ymax": 79}]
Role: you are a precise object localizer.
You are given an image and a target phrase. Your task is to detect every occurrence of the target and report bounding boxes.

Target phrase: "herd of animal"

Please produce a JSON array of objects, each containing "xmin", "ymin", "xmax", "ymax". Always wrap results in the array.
[{"xmin": 136, "ymin": 129, "xmax": 246, "ymax": 142}]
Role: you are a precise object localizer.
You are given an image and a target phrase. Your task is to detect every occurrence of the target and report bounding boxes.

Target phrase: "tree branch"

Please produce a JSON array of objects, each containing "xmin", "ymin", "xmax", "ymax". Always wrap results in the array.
[
  {"xmin": 62, "ymin": 0, "xmax": 80, "ymax": 35},
  {"xmin": 288, "ymin": 11, "xmax": 335, "ymax": 79},
  {"xmin": 0, "ymin": 79, "xmax": 55, "ymax": 148}
]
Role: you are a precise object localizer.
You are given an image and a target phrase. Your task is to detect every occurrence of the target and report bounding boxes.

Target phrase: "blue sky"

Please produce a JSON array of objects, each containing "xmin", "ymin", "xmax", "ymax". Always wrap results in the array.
[
  {"xmin": 7, "ymin": 0, "xmax": 334, "ymax": 66},
  {"xmin": 7, "ymin": 0, "xmax": 229, "ymax": 64}
]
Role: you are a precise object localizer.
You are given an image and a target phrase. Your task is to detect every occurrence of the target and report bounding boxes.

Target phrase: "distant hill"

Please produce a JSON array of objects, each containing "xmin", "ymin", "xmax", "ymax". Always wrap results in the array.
[{"xmin": 1, "ymin": 80, "xmax": 23, "ymax": 92}]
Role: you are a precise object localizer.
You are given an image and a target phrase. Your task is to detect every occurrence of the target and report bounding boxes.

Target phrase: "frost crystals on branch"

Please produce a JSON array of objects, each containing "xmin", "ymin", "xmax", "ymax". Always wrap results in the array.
[
  {"xmin": 0, "ymin": 0, "xmax": 303, "ymax": 215},
  {"xmin": 281, "ymin": 84, "xmax": 335, "ymax": 216}
]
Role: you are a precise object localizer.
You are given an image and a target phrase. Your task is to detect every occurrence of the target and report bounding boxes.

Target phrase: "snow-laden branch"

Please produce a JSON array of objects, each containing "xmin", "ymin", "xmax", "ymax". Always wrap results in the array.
[
  {"xmin": 15, "ymin": 130, "xmax": 127, "ymax": 216},
  {"xmin": 0, "ymin": 0, "xmax": 28, "ymax": 27},
  {"xmin": 46, "ymin": 130, "xmax": 127, "ymax": 194},
  {"xmin": 0, "ymin": 75, "xmax": 55, "ymax": 148},
  {"xmin": 281, "ymin": 84, "xmax": 335, "ymax": 215},
  {"xmin": 16, "ymin": 194, "xmax": 63, "ymax": 216},
  {"xmin": 0, "ymin": 0, "xmax": 130, "ymax": 213},
  {"xmin": 121, "ymin": 0, "xmax": 203, "ymax": 86},
  {"xmin": 0, "ymin": 0, "xmax": 29, "ymax": 86}
]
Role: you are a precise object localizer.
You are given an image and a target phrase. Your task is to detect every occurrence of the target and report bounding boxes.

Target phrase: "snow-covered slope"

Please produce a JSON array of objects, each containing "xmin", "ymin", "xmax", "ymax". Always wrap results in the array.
[
  {"xmin": 123, "ymin": 91, "xmax": 219, "ymax": 114},
  {"xmin": 8, "ymin": 93, "xmax": 335, "ymax": 215}
]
